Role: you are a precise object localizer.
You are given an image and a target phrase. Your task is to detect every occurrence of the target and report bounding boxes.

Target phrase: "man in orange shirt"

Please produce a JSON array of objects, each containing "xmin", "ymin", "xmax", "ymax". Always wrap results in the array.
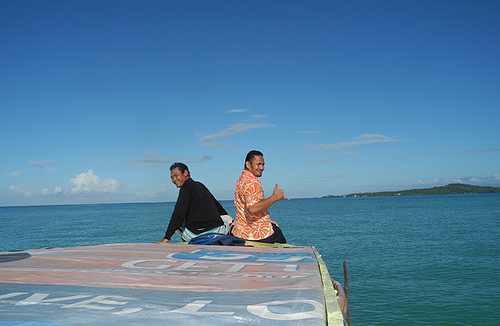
[{"xmin": 232, "ymin": 150, "xmax": 287, "ymax": 243}]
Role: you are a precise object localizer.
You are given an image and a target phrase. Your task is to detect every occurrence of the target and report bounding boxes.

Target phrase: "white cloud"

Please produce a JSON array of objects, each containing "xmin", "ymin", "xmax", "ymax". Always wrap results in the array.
[
  {"xmin": 122, "ymin": 154, "xmax": 174, "ymax": 168},
  {"xmin": 8, "ymin": 170, "xmax": 24, "ymax": 177},
  {"xmin": 41, "ymin": 187, "xmax": 49, "ymax": 195},
  {"xmin": 415, "ymin": 178, "xmax": 461, "ymax": 186},
  {"xmin": 308, "ymin": 157, "xmax": 331, "ymax": 163},
  {"xmin": 199, "ymin": 122, "xmax": 274, "ymax": 148},
  {"xmin": 298, "ymin": 130, "xmax": 320, "ymax": 134},
  {"xmin": 415, "ymin": 175, "xmax": 500, "ymax": 186},
  {"xmin": 324, "ymin": 175, "xmax": 345, "ymax": 181},
  {"xmin": 70, "ymin": 169, "xmax": 120, "ymax": 194},
  {"xmin": 121, "ymin": 152, "xmax": 211, "ymax": 167},
  {"xmin": 184, "ymin": 155, "xmax": 212, "ymax": 163},
  {"xmin": 28, "ymin": 160, "xmax": 57, "ymax": 168},
  {"xmin": 301, "ymin": 134, "xmax": 400, "ymax": 151},
  {"xmin": 54, "ymin": 186, "xmax": 63, "ymax": 194},
  {"xmin": 250, "ymin": 114, "xmax": 269, "ymax": 119},
  {"xmin": 9, "ymin": 185, "xmax": 32, "ymax": 197},
  {"xmin": 227, "ymin": 108, "xmax": 248, "ymax": 113},
  {"xmin": 136, "ymin": 186, "xmax": 168, "ymax": 198},
  {"xmin": 467, "ymin": 147, "xmax": 499, "ymax": 153}
]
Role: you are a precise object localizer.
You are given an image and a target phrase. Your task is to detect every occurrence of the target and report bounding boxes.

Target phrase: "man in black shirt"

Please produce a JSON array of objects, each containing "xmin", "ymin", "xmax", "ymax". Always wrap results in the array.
[{"xmin": 157, "ymin": 162, "xmax": 231, "ymax": 243}]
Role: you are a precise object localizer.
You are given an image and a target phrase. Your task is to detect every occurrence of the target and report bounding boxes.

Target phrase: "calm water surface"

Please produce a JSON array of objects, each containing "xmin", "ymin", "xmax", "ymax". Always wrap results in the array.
[{"xmin": 1, "ymin": 194, "xmax": 499, "ymax": 325}]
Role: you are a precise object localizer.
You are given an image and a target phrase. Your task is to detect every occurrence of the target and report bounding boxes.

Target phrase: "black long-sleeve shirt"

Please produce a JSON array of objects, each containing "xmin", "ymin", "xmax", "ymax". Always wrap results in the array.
[{"xmin": 164, "ymin": 178, "xmax": 228, "ymax": 240}]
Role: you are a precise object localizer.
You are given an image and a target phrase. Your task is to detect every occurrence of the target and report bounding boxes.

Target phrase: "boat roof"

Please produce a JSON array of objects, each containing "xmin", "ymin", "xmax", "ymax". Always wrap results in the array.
[{"xmin": 0, "ymin": 242, "xmax": 345, "ymax": 325}]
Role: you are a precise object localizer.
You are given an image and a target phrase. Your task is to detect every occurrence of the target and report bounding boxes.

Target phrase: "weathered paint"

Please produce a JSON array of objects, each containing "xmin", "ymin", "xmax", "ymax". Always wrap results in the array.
[{"xmin": 0, "ymin": 243, "xmax": 345, "ymax": 325}]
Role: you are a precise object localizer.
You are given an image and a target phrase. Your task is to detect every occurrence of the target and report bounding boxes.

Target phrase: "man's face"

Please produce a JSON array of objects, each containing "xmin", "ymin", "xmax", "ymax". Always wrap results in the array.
[
  {"xmin": 246, "ymin": 155, "xmax": 265, "ymax": 177},
  {"xmin": 170, "ymin": 167, "xmax": 189, "ymax": 188}
]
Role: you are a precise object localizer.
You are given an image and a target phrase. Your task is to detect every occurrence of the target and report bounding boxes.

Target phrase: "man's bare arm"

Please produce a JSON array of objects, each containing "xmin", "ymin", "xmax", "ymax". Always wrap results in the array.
[{"xmin": 247, "ymin": 183, "xmax": 289, "ymax": 215}]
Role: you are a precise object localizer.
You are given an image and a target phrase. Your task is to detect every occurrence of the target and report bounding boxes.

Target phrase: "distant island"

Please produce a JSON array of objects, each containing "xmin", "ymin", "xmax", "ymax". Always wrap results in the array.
[{"xmin": 322, "ymin": 183, "xmax": 500, "ymax": 198}]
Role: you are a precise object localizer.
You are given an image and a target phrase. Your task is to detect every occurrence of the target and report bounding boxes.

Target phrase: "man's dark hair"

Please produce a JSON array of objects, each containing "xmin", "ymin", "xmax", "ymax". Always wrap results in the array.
[
  {"xmin": 244, "ymin": 150, "xmax": 264, "ymax": 168},
  {"xmin": 170, "ymin": 162, "xmax": 190, "ymax": 176}
]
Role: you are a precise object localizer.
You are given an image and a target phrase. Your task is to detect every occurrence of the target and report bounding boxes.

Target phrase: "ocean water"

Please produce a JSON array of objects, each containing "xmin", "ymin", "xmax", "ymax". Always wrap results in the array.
[{"xmin": 1, "ymin": 194, "xmax": 499, "ymax": 325}]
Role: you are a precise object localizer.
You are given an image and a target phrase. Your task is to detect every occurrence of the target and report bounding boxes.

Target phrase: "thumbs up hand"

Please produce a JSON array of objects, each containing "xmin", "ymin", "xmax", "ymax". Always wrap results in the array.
[{"xmin": 273, "ymin": 183, "xmax": 290, "ymax": 201}]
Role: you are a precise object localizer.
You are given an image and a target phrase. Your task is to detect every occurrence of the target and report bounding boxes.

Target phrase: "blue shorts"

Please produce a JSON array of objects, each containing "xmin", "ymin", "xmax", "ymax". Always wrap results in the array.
[{"xmin": 181, "ymin": 215, "xmax": 232, "ymax": 242}]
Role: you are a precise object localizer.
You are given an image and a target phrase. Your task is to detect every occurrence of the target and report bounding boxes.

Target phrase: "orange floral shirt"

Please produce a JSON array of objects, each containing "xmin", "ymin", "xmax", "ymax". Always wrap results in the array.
[{"xmin": 233, "ymin": 169, "xmax": 274, "ymax": 240}]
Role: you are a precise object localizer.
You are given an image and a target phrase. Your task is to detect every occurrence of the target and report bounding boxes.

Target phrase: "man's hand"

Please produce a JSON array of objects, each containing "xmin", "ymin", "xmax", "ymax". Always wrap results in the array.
[
  {"xmin": 272, "ymin": 183, "xmax": 289, "ymax": 201},
  {"xmin": 247, "ymin": 182, "xmax": 289, "ymax": 215},
  {"xmin": 155, "ymin": 238, "xmax": 170, "ymax": 244}
]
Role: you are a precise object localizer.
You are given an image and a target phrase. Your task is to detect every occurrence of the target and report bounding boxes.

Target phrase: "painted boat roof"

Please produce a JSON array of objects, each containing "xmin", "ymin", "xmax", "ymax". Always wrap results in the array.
[{"xmin": 0, "ymin": 242, "xmax": 345, "ymax": 325}]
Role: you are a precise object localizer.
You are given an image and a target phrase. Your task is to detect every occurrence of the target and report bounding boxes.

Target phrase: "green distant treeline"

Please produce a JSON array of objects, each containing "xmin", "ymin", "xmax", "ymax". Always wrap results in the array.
[{"xmin": 323, "ymin": 183, "xmax": 500, "ymax": 198}]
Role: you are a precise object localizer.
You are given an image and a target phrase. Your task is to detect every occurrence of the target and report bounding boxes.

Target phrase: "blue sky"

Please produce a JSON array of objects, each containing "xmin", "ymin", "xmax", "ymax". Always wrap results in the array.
[{"xmin": 1, "ymin": 0, "xmax": 499, "ymax": 206}]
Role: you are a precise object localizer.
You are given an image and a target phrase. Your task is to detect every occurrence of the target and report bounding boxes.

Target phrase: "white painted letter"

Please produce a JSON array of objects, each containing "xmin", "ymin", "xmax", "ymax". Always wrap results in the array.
[
  {"xmin": 247, "ymin": 300, "xmax": 323, "ymax": 320},
  {"xmin": 0, "ymin": 292, "xmax": 28, "ymax": 300},
  {"xmin": 171, "ymin": 300, "xmax": 234, "ymax": 316},
  {"xmin": 63, "ymin": 295, "xmax": 130, "ymax": 311},
  {"xmin": 122, "ymin": 259, "xmax": 175, "ymax": 269},
  {"xmin": 172, "ymin": 262, "xmax": 210, "ymax": 272},
  {"xmin": 16, "ymin": 293, "xmax": 91, "ymax": 306}
]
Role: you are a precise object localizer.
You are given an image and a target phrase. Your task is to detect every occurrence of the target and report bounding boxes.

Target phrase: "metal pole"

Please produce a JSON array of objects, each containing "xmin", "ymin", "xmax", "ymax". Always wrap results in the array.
[{"xmin": 343, "ymin": 260, "xmax": 353, "ymax": 326}]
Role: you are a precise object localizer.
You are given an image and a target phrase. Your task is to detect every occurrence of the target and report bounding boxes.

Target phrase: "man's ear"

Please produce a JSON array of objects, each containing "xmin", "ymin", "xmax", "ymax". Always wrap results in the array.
[{"xmin": 245, "ymin": 161, "xmax": 250, "ymax": 170}]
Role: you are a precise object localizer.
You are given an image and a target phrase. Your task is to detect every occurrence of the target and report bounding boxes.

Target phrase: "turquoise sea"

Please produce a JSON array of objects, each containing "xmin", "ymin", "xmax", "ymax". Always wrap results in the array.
[{"xmin": 1, "ymin": 194, "xmax": 499, "ymax": 325}]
